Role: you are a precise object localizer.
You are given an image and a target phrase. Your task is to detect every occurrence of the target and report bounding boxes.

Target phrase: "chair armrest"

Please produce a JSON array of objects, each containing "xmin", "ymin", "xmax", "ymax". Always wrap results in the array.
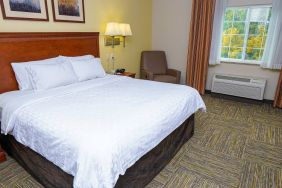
[
  {"xmin": 140, "ymin": 70, "xmax": 154, "ymax": 80},
  {"xmin": 167, "ymin": 69, "xmax": 181, "ymax": 84}
]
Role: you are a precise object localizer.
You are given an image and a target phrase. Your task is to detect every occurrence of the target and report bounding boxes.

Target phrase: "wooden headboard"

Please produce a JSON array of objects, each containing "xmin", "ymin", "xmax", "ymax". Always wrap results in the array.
[{"xmin": 0, "ymin": 32, "xmax": 100, "ymax": 94}]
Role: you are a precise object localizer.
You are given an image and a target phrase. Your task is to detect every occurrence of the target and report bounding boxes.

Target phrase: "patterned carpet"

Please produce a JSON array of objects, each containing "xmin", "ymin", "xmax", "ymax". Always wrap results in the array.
[{"xmin": 0, "ymin": 95, "xmax": 281, "ymax": 188}]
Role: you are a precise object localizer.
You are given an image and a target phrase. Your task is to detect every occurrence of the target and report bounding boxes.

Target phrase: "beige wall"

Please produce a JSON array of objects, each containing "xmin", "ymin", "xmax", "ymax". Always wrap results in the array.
[
  {"xmin": 0, "ymin": 0, "xmax": 152, "ymax": 78},
  {"xmin": 228, "ymin": 0, "xmax": 272, "ymax": 6},
  {"xmin": 152, "ymin": 0, "xmax": 192, "ymax": 84},
  {"xmin": 152, "ymin": 0, "xmax": 279, "ymax": 100}
]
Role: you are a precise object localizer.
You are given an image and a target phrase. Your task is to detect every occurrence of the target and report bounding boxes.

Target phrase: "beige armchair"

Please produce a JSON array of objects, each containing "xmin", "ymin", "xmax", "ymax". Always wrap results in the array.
[{"xmin": 140, "ymin": 51, "xmax": 181, "ymax": 84}]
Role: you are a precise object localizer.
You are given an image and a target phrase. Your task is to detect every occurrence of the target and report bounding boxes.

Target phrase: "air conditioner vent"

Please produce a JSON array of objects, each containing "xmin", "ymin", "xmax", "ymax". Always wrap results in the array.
[
  {"xmin": 212, "ymin": 74, "xmax": 266, "ymax": 100},
  {"xmin": 215, "ymin": 75, "xmax": 251, "ymax": 83}
]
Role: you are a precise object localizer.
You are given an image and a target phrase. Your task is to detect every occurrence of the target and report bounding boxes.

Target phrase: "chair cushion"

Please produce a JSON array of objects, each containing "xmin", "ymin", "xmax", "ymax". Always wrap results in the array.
[
  {"xmin": 153, "ymin": 74, "xmax": 177, "ymax": 84},
  {"xmin": 141, "ymin": 51, "xmax": 167, "ymax": 74}
]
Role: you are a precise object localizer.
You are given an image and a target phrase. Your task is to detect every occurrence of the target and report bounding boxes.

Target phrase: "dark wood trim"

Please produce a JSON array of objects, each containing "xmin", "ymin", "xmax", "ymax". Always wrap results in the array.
[
  {"xmin": 0, "ymin": 0, "xmax": 49, "ymax": 22},
  {"xmin": 0, "ymin": 32, "xmax": 99, "ymax": 39},
  {"xmin": 274, "ymin": 69, "xmax": 282, "ymax": 108},
  {"xmin": 206, "ymin": 90, "xmax": 274, "ymax": 105},
  {"xmin": 116, "ymin": 72, "xmax": 136, "ymax": 78},
  {"xmin": 205, "ymin": 90, "xmax": 212, "ymax": 94},
  {"xmin": 263, "ymin": 99, "xmax": 274, "ymax": 105},
  {"xmin": 51, "ymin": 0, "xmax": 85, "ymax": 23}
]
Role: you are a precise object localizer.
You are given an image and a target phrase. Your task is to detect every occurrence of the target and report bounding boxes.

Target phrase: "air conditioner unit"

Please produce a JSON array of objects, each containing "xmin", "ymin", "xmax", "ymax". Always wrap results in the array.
[{"xmin": 211, "ymin": 74, "xmax": 266, "ymax": 100}]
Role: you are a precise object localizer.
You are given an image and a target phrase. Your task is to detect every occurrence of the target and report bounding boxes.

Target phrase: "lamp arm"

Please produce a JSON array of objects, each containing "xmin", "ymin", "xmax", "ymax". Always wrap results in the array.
[
  {"xmin": 111, "ymin": 36, "xmax": 115, "ymax": 48},
  {"xmin": 123, "ymin": 36, "xmax": 126, "ymax": 48}
]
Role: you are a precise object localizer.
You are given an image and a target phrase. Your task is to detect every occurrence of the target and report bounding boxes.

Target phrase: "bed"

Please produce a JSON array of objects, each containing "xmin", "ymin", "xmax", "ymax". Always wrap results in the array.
[{"xmin": 0, "ymin": 32, "xmax": 205, "ymax": 188}]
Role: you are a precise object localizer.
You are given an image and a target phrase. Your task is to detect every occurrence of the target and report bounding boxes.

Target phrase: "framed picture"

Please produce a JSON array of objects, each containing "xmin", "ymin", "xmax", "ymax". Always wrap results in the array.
[
  {"xmin": 0, "ymin": 0, "xmax": 49, "ymax": 21},
  {"xmin": 52, "ymin": 0, "xmax": 85, "ymax": 23}
]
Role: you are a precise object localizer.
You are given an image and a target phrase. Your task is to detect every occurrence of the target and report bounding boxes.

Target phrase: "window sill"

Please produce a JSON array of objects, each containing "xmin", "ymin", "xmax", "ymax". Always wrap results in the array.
[{"xmin": 220, "ymin": 59, "xmax": 262, "ymax": 66}]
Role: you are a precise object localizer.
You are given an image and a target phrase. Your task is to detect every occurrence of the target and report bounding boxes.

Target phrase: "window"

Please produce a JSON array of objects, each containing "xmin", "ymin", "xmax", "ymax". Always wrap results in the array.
[{"xmin": 220, "ymin": 6, "xmax": 272, "ymax": 64}]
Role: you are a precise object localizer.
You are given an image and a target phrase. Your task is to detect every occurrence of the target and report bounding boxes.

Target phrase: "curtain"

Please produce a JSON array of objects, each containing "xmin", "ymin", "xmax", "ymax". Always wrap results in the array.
[
  {"xmin": 209, "ymin": 0, "xmax": 228, "ymax": 65},
  {"xmin": 186, "ymin": 0, "xmax": 216, "ymax": 94},
  {"xmin": 261, "ymin": 0, "xmax": 282, "ymax": 70},
  {"xmin": 274, "ymin": 69, "xmax": 282, "ymax": 108}
]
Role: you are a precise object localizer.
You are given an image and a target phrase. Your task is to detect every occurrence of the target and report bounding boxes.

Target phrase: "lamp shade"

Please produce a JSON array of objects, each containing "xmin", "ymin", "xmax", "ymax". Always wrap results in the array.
[
  {"xmin": 119, "ymin": 23, "xmax": 132, "ymax": 36},
  {"xmin": 105, "ymin": 22, "xmax": 120, "ymax": 36}
]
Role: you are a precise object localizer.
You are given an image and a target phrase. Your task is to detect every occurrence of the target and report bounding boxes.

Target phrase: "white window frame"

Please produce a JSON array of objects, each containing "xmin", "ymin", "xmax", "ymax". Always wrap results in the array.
[{"xmin": 220, "ymin": 5, "xmax": 272, "ymax": 65}]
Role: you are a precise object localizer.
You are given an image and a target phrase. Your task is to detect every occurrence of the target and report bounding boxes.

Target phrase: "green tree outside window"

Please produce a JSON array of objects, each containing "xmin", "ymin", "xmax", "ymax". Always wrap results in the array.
[{"xmin": 220, "ymin": 7, "xmax": 272, "ymax": 63}]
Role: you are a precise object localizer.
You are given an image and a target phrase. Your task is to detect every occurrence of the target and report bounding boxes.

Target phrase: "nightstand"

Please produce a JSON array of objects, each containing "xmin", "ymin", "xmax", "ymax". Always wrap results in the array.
[
  {"xmin": 0, "ymin": 123, "xmax": 6, "ymax": 162},
  {"xmin": 116, "ymin": 72, "xmax": 136, "ymax": 78},
  {"xmin": 0, "ymin": 122, "xmax": 7, "ymax": 163},
  {"xmin": 0, "ymin": 146, "xmax": 6, "ymax": 163}
]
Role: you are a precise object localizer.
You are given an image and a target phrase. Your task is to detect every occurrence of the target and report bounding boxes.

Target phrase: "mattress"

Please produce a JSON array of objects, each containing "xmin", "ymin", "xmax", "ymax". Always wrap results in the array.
[{"xmin": 0, "ymin": 75, "xmax": 206, "ymax": 188}]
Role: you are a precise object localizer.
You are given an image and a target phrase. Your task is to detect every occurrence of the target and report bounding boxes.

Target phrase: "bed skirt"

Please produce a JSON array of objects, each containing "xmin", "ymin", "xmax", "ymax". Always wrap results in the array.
[{"xmin": 1, "ymin": 114, "xmax": 194, "ymax": 188}]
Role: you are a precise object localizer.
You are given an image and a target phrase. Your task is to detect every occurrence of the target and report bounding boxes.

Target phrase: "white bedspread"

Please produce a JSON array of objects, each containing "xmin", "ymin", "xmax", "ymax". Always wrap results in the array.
[{"xmin": 0, "ymin": 75, "xmax": 206, "ymax": 188}]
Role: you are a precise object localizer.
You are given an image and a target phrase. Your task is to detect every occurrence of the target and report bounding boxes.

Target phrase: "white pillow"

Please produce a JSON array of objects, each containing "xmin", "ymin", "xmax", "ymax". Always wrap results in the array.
[
  {"xmin": 11, "ymin": 57, "xmax": 64, "ymax": 91},
  {"xmin": 59, "ymin": 55, "xmax": 95, "ymax": 61},
  {"xmin": 27, "ymin": 63, "xmax": 78, "ymax": 90},
  {"xmin": 68, "ymin": 57, "xmax": 106, "ymax": 81}
]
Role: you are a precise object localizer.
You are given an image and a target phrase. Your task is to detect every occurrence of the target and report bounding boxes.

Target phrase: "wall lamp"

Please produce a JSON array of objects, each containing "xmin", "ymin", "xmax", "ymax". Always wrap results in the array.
[
  {"xmin": 119, "ymin": 23, "xmax": 132, "ymax": 47},
  {"xmin": 105, "ymin": 22, "xmax": 132, "ymax": 48}
]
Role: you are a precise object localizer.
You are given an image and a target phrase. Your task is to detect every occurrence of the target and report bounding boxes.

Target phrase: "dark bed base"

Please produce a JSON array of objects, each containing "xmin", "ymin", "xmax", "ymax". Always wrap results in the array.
[{"xmin": 1, "ymin": 115, "xmax": 194, "ymax": 188}]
